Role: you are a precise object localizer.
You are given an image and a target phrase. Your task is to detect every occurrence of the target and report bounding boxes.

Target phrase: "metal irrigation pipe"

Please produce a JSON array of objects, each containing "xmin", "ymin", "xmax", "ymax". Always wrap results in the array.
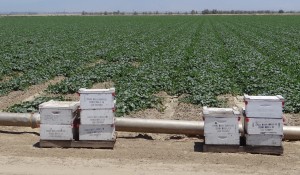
[
  {"xmin": 0, "ymin": 112, "xmax": 40, "ymax": 128},
  {"xmin": 0, "ymin": 112, "xmax": 300, "ymax": 140}
]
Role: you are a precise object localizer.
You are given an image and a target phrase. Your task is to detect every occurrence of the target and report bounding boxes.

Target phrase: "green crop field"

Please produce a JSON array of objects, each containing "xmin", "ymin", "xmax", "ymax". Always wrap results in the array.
[{"xmin": 0, "ymin": 15, "xmax": 299, "ymax": 115}]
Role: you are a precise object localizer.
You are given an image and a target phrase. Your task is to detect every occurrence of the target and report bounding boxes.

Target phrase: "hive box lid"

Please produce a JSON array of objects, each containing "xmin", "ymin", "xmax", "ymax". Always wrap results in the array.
[
  {"xmin": 39, "ymin": 100, "xmax": 79, "ymax": 111},
  {"xmin": 244, "ymin": 95, "xmax": 284, "ymax": 102},
  {"xmin": 203, "ymin": 106, "xmax": 240, "ymax": 117},
  {"xmin": 78, "ymin": 88, "xmax": 115, "ymax": 94},
  {"xmin": 244, "ymin": 95, "xmax": 284, "ymax": 118}
]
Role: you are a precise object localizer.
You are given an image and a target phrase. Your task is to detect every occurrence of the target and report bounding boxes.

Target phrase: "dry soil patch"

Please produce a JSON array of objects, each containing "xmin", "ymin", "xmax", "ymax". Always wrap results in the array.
[
  {"xmin": 0, "ymin": 76, "xmax": 64, "ymax": 111},
  {"xmin": 0, "ymin": 126, "xmax": 300, "ymax": 175}
]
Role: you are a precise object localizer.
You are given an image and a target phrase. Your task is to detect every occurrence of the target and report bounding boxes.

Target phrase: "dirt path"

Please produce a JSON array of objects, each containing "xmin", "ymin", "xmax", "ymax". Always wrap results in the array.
[
  {"xmin": 0, "ymin": 126, "xmax": 300, "ymax": 175},
  {"xmin": 0, "ymin": 76, "xmax": 65, "ymax": 111}
]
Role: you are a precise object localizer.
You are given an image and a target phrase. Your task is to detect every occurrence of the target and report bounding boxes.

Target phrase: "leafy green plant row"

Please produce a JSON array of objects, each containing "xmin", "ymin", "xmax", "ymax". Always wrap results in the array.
[
  {"xmin": 1, "ymin": 16, "xmax": 300, "ymax": 115},
  {"xmin": 6, "ymin": 96, "xmax": 65, "ymax": 113}
]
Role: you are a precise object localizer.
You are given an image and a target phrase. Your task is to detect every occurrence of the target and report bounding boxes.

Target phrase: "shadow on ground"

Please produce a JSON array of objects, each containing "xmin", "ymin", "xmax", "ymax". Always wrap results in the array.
[{"xmin": 0, "ymin": 130, "xmax": 39, "ymax": 136}]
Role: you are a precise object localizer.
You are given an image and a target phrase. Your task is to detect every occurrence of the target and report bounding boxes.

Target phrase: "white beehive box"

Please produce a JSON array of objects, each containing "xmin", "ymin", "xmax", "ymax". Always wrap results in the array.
[
  {"xmin": 203, "ymin": 107, "xmax": 240, "ymax": 145},
  {"xmin": 244, "ymin": 117, "xmax": 283, "ymax": 135},
  {"xmin": 204, "ymin": 117, "xmax": 239, "ymax": 135},
  {"xmin": 246, "ymin": 134, "xmax": 282, "ymax": 146},
  {"xmin": 80, "ymin": 109, "xmax": 115, "ymax": 125},
  {"xmin": 78, "ymin": 88, "xmax": 115, "ymax": 109},
  {"xmin": 205, "ymin": 133, "xmax": 240, "ymax": 145},
  {"xmin": 40, "ymin": 124, "xmax": 73, "ymax": 140},
  {"xmin": 39, "ymin": 100, "xmax": 79, "ymax": 125},
  {"xmin": 79, "ymin": 124, "xmax": 115, "ymax": 141},
  {"xmin": 244, "ymin": 95, "xmax": 284, "ymax": 118}
]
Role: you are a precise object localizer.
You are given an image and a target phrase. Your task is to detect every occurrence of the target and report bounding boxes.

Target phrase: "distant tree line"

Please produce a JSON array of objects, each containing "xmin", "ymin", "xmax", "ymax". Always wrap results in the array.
[
  {"xmin": 201, "ymin": 9, "xmax": 289, "ymax": 14},
  {"xmin": 2, "ymin": 9, "xmax": 300, "ymax": 16},
  {"xmin": 81, "ymin": 9, "xmax": 300, "ymax": 16}
]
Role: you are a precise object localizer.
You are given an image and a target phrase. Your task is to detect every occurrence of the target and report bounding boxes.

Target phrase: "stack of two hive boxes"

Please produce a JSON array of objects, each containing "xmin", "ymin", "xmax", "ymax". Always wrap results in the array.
[
  {"xmin": 203, "ymin": 107, "xmax": 241, "ymax": 145},
  {"xmin": 244, "ymin": 95, "xmax": 284, "ymax": 147},
  {"xmin": 39, "ymin": 101, "xmax": 80, "ymax": 141},
  {"xmin": 78, "ymin": 88, "xmax": 116, "ymax": 141}
]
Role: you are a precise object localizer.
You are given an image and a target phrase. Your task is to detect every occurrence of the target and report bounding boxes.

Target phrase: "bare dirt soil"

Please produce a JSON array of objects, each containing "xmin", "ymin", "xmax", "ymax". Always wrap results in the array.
[
  {"xmin": 0, "ymin": 76, "xmax": 65, "ymax": 111},
  {"xmin": 1, "ymin": 126, "xmax": 300, "ymax": 175},
  {"xmin": 0, "ymin": 91, "xmax": 300, "ymax": 174}
]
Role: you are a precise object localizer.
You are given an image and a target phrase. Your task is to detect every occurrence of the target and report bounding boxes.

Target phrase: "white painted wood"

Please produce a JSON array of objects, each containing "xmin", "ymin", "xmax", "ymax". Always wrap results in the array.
[
  {"xmin": 79, "ymin": 88, "xmax": 115, "ymax": 109},
  {"xmin": 246, "ymin": 134, "xmax": 282, "ymax": 146},
  {"xmin": 79, "ymin": 124, "xmax": 115, "ymax": 140},
  {"xmin": 244, "ymin": 95, "xmax": 284, "ymax": 118},
  {"xmin": 39, "ymin": 101, "xmax": 79, "ymax": 125},
  {"xmin": 80, "ymin": 109, "xmax": 115, "ymax": 125},
  {"xmin": 205, "ymin": 133, "xmax": 240, "ymax": 145},
  {"xmin": 78, "ymin": 88, "xmax": 115, "ymax": 94},
  {"xmin": 244, "ymin": 95, "xmax": 284, "ymax": 101},
  {"xmin": 203, "ymin": 106, "xmax": 240, "ymax": 118},
  {"xmin": 40, "ymin": 124, "xmax": 73, "ymax": 140},
  {"xmin": 204, "ymin": 117, "xmax": 239, "ymax": 135},
  {"xmin": 245, "ymin": 118, "xmax": 283, "ymax": 135}
]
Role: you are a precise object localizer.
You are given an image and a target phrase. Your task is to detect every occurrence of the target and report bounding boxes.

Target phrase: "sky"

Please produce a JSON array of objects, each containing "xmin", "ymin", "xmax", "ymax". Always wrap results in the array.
[{"xmin": 0, "ymin": 0, "xmax": 299, "ymax": 13}]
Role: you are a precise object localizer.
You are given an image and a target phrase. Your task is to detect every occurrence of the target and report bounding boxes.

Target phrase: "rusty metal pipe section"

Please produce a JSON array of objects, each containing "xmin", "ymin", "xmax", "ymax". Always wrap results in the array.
[
  {"xmin": 0, "ymin": 112, "xmax": 40, "ymax": 128},
  {"xmin": 0, "ymin": 113, "xmax": 300, "ymax": 140}
]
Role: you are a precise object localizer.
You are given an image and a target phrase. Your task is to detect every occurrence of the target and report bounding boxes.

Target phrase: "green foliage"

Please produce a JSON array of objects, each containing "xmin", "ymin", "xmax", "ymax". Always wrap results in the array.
[
  {"xmin": 6, "ymin": 96, "xmax": 65, "ymax": 113},
  {"xmin": 1, "ymin": 16, "xmax": 300, "ymax": 115}
]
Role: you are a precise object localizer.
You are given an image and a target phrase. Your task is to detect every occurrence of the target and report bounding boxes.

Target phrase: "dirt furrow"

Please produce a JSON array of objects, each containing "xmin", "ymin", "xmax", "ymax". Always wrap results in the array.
[{"xmin": 0, "ymin": 76, "xmax": 65, "ymax": 111}]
